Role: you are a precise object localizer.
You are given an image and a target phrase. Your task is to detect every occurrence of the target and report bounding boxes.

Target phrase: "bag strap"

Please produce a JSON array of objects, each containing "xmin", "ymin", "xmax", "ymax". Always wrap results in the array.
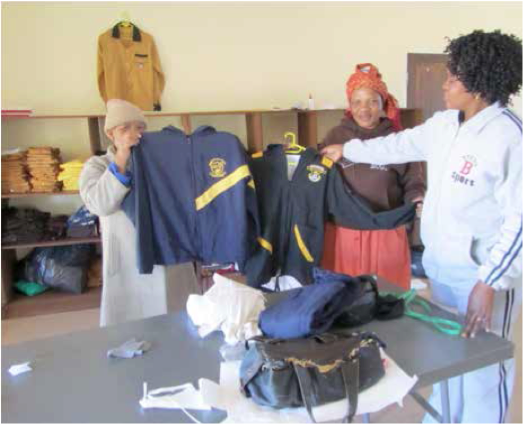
[
  {"xmin": 340, "ymin": 360, "xmax": 359, "ymax": 422},
  {"xmin": 381, "ymin": 290, "xmax": 463, "ymax": 336},
  {"xmin": 293, "ymin": 359, "xmax": 359, "ymax": 423}
]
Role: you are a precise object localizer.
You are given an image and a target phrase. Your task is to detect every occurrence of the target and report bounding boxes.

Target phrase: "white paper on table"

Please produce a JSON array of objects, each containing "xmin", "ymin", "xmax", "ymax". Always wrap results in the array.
[
  {"xmin": 139, "ymin": 382, "xmax": 211, "ymax": 411},
  {"xmin": 199, "ymin": 378, "xmax": 235, "ymax": 412},
  {"xmin": 201, "ymin": 350, "xmax": 418, "ymax": 423},
  {"xmin": 8, "ymin": 362, "xmax": 32, "ymax": 376}
]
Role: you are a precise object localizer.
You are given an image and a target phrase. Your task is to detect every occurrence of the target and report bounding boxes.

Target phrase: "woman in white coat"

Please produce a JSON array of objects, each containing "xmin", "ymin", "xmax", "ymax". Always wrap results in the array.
[
  {"xmin": 79, "ymin": 99, "xmax": 197, "ymax": 326},
  {"xmin": 322, "ymin": 30, "xmax": 522, "ymax": 423}
]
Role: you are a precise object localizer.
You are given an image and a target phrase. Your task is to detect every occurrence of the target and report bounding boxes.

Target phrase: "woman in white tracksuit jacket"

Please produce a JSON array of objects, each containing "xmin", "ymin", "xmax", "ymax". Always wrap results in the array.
[{"xmin": 322, "ymin": 30, "xmax": 522, "ymax": 423}]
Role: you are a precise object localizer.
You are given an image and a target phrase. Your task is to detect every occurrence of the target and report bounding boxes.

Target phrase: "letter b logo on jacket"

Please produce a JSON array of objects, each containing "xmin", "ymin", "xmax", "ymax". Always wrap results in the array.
[{"xmin": 460, "ymin": 155, "xmax": 477, "ymax": 175}]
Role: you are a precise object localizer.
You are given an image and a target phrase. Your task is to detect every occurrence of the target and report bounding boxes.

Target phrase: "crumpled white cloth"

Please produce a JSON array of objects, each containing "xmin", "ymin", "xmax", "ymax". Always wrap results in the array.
[{"xmin": 186, "ymin": 273, "xmax": 266, "ymax": 345}]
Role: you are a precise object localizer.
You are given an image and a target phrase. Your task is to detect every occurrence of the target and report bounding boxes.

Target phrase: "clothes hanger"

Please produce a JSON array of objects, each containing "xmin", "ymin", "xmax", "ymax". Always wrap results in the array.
[
  {"xmin": 118, "ymin": 11, "xmax": 132, "ymax": 28},
  {"xmin": 284, "ymin": 132, "xmax": 305, "ymax": 155}
]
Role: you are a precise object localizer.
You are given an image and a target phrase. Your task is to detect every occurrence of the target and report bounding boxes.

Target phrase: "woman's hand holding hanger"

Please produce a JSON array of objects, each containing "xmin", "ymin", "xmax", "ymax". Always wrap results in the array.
[{"xmin": 320, "ymin": 144, "xmax": 344, "ymax": 162}]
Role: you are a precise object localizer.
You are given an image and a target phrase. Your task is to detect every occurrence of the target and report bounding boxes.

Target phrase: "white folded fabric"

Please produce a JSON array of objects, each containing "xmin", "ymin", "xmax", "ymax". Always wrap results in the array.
[{"xmin": 186, "ymin": 274, "xmax": 265, "ymax": 345}]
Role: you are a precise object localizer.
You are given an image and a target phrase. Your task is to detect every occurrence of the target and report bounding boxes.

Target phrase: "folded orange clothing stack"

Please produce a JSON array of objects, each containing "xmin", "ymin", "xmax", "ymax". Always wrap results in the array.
[
  {"xmin": 26, "ymin": 147, "xmax": 63, "ymax": 192},
  {"xmin": 2, "ymin": 151, "xmax": 31, "ymax": 193}
]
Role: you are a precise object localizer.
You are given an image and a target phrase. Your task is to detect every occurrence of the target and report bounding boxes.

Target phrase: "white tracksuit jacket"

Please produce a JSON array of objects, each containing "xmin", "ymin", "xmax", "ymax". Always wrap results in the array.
[{"xmin": 343, "ymin": 102, "xmax": 522, "ymax": 291}]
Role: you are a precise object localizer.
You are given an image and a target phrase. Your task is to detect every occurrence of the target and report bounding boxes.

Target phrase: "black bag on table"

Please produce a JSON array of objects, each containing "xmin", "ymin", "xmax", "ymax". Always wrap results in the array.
[
  {"xmin": 332, "ymin": 273, "xmax": 405, "ymax": 327},
  {"xmin": 240, "ymin": 331, "xmax": 386, "ymax": 423}
]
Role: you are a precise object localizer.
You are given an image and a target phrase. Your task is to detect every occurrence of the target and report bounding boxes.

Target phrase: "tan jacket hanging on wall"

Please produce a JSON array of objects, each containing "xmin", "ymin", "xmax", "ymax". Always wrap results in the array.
[{"xmin": 97, "ymin": 24, "xmax": 165, "ymax": 111}]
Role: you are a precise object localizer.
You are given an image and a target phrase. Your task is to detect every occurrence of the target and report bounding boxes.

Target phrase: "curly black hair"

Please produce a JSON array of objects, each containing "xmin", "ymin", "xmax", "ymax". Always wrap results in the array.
[{"xmin": 445, "ymin": 30, "xmax": 522, "ymax": 106}]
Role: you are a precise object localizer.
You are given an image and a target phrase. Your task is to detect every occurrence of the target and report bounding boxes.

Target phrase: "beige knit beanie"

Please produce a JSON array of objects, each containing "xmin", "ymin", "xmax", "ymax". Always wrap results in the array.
[{"xmin": 104, "ymin": 99, "xmax": 147, "ymax": 132}]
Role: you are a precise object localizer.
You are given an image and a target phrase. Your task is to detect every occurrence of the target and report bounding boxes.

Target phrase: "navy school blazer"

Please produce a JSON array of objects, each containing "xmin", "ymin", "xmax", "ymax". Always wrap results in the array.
[{"xmin": 122, "ymin": 125, "xmax": 259, "ymax": 274}]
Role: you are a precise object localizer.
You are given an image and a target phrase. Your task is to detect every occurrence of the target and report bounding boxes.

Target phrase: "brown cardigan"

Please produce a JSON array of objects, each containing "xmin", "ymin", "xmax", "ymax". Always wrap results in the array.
[{"xmin": 320, "ymin": 117, "xmax": 426, "ymax": 212}]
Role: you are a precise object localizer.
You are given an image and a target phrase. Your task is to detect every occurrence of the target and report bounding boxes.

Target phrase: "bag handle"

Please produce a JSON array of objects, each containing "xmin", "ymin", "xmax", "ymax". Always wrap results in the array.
[
  {"xmin": 360, "ymin": 275, "xmax": 379, "ymax": 295},
  {"xmin": 293, "ymin": 359, "xmax": 359, "ymax": 423}
]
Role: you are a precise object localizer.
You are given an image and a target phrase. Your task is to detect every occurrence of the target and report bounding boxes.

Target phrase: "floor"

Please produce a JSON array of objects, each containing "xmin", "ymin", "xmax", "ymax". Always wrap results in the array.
[{"xmin": 1, "ymin": 280, "xmax": 522, "ymax": 423}]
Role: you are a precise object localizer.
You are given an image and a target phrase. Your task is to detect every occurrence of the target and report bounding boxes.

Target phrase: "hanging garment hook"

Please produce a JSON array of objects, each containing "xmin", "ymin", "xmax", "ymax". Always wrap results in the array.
[
  {"xmin": 119, "ymin": 11, "xmax": 132, "ymax": 27},
  {"xmin": 284, "ymin": 132, "xmax": 305, "ymax": 154}
]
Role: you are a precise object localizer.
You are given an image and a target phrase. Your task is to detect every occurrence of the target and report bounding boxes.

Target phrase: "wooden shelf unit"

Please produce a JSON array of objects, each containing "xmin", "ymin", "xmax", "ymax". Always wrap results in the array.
[
  {"xmin": 1, "ymin": 115, "xmax": 104, "ymax": 319},
  {"xmin": 4, "ymin": 286, "xmax": 102, "ymax": 320},
  {"xmin": 1, "ymin": 107, "xmax": 422, "ymax": 319},
  {"xmin": 2, "ymin": 236, "xmax": 101, "ymax": 250},
  {"xmin": 2, "ymin": 190, "xmax": 80, "ymax": 199}
]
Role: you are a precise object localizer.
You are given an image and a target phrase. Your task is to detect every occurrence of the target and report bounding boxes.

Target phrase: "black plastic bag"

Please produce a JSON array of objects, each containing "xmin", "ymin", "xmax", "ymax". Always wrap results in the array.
[{"xmin": 17, "ymin": 244, "xmax": 95, "ymax": 294}]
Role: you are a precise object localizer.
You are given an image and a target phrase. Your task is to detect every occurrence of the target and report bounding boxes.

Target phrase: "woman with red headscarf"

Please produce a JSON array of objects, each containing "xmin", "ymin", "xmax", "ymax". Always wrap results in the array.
[{"xmin": 320, "ymin": 63, "xmax": 425, "ymax": 289}]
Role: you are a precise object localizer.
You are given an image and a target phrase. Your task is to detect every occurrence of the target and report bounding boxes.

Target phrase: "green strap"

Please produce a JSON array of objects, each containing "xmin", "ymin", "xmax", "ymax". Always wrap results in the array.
[{"xmin": 380, "ymin": 290, "xmax": 462, "ymax": 336}]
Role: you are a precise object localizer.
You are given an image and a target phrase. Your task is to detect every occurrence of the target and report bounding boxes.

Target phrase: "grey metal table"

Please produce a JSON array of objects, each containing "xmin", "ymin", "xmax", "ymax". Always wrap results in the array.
[
  {"xmin": 2, "ymin": 285, "xmax": 514, "ymax": 423},
  {"xmin": 357, "ymin": 301, "xmax": 513, "ymax": 423}
]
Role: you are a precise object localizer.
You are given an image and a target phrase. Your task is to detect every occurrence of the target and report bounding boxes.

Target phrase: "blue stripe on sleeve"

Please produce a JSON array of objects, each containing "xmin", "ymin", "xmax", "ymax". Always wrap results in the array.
[
  {"xmin": 489, "ymin": 243, "xmax": 522, "ymax": 286},
  {"xmin": 486, "ymin": 223, "xmax": 522, "ymax": 286},
  {"xmin": 503, "ymin": 110, "xmax": 522, "ymax": 133}
]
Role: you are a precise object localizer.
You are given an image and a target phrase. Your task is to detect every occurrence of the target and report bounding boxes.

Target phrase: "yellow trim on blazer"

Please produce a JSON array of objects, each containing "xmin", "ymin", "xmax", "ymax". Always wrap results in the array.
[
  {"xmin": 195, "ymin": 165, "xmax": 251, "ymax": 210},
  {"xmin": 294, "ymin": 225, "xmax": 314, "ymax": 262},
  {"xmin": 258, "ymin": 237, "xmax": 273, "ymax": 254}
]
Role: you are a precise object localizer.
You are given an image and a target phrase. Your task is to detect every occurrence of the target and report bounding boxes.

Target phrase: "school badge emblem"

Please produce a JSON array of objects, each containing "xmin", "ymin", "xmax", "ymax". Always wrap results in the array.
[
  {"xmin": 307, "ymin": 165, "xmax": 326, "ymax": 183},
  {"xmin": 209, "ymin": 158, "xmax": 227, "ymax": 178}
]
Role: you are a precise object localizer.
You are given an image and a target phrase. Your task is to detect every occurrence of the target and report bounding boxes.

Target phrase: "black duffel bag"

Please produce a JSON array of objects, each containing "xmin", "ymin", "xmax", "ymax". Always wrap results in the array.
[{"xmin": 240, "ymin": 331, "xmax": 385, "ymax": 422}]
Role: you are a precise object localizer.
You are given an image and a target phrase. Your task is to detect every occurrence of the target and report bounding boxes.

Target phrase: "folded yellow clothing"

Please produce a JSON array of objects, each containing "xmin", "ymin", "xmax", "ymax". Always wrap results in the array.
[
  {"xmin": 61, "ymin": 159, "xmax": 83, "ymax": 164},
  {"xmin": 58, "ymin": 171, "xmax": 80, "ymax": 177},
  {"xmin": 59, "ymin": 180, "xmax": 80, "ymax": 187},
  {"xmin": 58, "ymin": 167, "xmax": 82, "ymax": 175},
  {"xmin": 59, "ymin": 168, "xmax": 81, "ymax": 173},
  {"xmin": 58, "ymin": 171, "xmax": 82, "ymax": 177},
  {"xmin": 57, "ymin": 174, "xmax": 81, "ymax": 182},
  {"xmin": 60, "ymin": 160, "xmax": 84, "ymax": 169},
  {"xmin": 60, "ymin": 166, "xmax": 83, "ymax": 172},
  {"xmin": 59, "ymin": 181, "xmax": 79, "ymax": 188}
]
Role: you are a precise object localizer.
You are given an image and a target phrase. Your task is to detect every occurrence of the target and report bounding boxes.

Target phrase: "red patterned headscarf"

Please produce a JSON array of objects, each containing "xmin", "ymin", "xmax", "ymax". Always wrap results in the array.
[{"xmin": 345, "ymin": 63, "xmax": 402, "ymax": 131}]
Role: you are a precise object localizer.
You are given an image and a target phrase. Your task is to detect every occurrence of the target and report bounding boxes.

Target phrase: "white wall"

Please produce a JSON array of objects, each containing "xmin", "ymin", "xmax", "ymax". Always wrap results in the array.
[{"xmin": 2, "ymin": 1, "xmax": 522, "ymax": 114}]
